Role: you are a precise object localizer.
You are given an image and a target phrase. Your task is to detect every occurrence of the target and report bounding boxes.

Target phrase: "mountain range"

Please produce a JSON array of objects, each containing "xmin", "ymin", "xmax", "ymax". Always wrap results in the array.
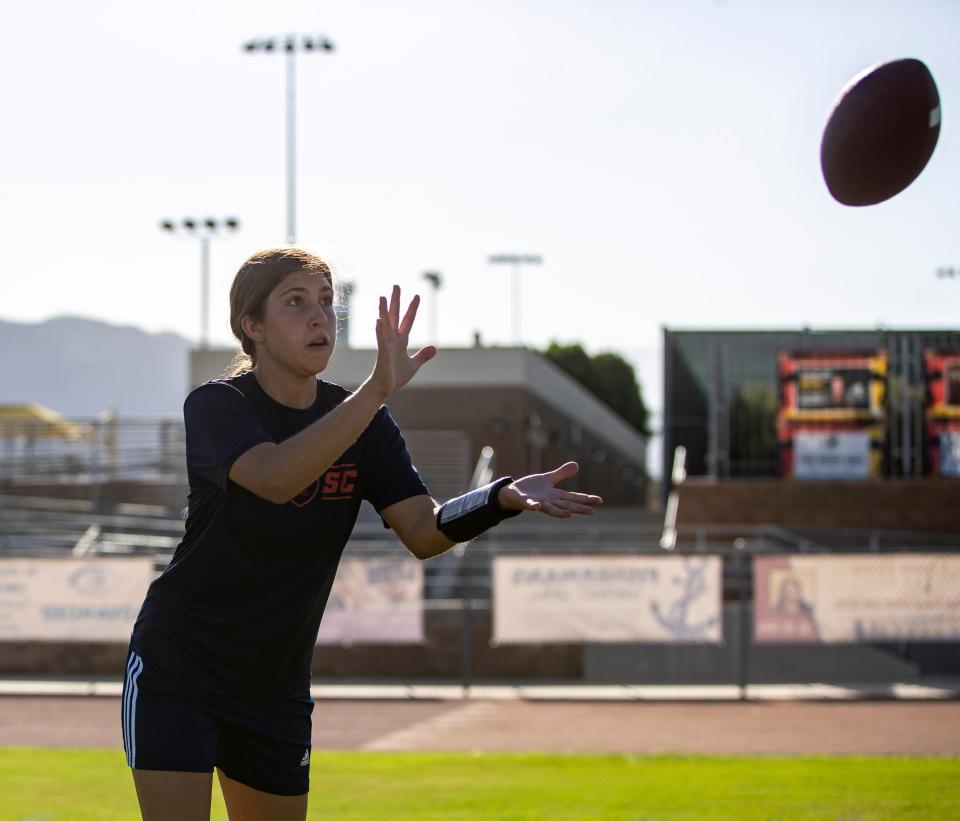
[
  {"xmin": 0, "ymin": 316, "xmax": 192, "ymax": 417},
  {"xmin": 0, "ymin": 315, "xmax": 663, "ymax": 440}
]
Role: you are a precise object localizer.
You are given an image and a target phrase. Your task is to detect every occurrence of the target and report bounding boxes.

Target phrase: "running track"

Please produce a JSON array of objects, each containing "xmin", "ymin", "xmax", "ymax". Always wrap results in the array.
[{"xmin": 2, "ymin": 697, "xmax": 959, "ymax": 755}]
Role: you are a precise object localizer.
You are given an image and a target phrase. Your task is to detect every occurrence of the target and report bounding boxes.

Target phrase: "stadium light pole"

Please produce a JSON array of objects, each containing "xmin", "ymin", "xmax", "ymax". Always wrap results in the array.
[
  {"xmin": 159, "ymin": 217, "xmax": 241, "ymax": 348},
  {"xmin": 337, "ymin": 281, "xmax": 355, "ymax": 348},
  {"xmin": 243, "ymin": 34, "xmax": 335, "ymax": 246},
  {"xmin": 422, "ymin": 271, "xmax": 442, "ymax": 344},
  {"xmin": 488, "ymin": 254, "xmax": 542, "ymax": 345}
]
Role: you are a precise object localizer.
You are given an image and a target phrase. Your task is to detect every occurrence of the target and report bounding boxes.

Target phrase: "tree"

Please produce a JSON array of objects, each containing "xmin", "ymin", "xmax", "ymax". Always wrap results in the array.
[
  {"xmin": 542, "ymin": 342, "xmax": 651, "ymax": 436},
  {"xmin": 729, "ymin": 383, "xmax": 778, "ymax": 476}
]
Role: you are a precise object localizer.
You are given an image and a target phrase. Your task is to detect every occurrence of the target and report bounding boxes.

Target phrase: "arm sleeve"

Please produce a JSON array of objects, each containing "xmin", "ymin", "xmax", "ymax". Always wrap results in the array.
[
  {"xmin": 184, "ymin": 383, "xmax": 274, "ymax": 489},
  {"xmin": 362, "ymin": 406, "xmax": 431, "ymax": 527}
]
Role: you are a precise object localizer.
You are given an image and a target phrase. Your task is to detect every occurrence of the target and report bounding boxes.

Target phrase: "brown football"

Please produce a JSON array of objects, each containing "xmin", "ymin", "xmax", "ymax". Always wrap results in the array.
[{"xmin": 821, "ymin": 58, "xmax": 941, "ymax": 206}]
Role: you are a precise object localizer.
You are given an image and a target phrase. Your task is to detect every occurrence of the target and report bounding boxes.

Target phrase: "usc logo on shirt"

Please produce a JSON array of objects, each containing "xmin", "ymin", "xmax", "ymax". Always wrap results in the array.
[{"xmin": 291, "ymin": 463, "xmax": 358, "ymax": 508}]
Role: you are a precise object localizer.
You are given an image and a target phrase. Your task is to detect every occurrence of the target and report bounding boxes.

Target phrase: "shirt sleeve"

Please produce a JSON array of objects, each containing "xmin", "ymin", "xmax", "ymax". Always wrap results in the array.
[
  {"xmin": 362, "ymin": 406, "xmax": 430, "ymax": 527},
  {"xmin": 184, "ymin": 382, "xmax": 274, "ymax": 489}
]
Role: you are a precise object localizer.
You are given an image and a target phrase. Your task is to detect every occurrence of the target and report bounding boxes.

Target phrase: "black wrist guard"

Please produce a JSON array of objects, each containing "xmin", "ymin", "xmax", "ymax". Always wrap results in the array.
[{"xmin": 436, "ymin": 476, "xmax": 522, "ymax": 543}]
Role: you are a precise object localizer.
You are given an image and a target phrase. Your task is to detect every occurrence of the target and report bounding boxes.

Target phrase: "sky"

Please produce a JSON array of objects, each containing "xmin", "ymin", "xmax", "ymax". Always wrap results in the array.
[{"xmin": 2, "ymin": 0, "xmax": 958, "ymax": 442}]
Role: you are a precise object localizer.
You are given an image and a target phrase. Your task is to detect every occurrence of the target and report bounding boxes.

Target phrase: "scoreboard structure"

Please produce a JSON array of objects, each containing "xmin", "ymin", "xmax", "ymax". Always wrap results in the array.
[
  {"xmin": 777, "ymin": 350, "xmax": 887, "ymax": 479},
  {"xmin": 662, "ymin": 328, "xmax": 960, "ymax": 494},
  {"xmin": 924, "ymin": 350, "xmax": 960, "ymax": 477}
]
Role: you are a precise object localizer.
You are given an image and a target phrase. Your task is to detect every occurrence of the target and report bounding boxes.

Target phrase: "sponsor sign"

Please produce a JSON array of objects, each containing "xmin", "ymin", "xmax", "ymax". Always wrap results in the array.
[
  {"xmin": 794, "ymin": 431, "xmax": 870, "ymax": 479},
  {"xmin": 922, "ymin": 350, "xmax": 960, "ymax": 419},
  {"xmin": 316, "ymin": 558, "xmax": 423, "ymax": 644},
  {"xmin": 778, "ymin": 351, "xmax": 887, "ymax": 424},
  {"xmin": 797, "ymin": 368, "xmax": 872, "ymax": 411},
  {"xmin": 493, "ymin": 556, "xmax": 722, "ymax": 644},
  {"xmin": 0, "ymin": 558, "xmax": 153, "ymax": 641},
  {"xmin": 940, "ymin": 431, "xmax": 960, "ymax": 477},
  {"xmin": 947, "ymin": 363, "xmax": 960, "ymax": 406},
  {"xmin": 754, "ymin": 555, "xmax": 960, "ymax": 643}
]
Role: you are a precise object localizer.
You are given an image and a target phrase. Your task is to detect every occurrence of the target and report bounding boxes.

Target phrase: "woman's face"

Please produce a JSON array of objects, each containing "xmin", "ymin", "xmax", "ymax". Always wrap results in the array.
[
  {"xmin": 779, "ymin": 578, "xmax": 802, "ymax": 612},
  {"xmin": 246, "ymin": 269, "xmax": 337, "ymax": 376}
]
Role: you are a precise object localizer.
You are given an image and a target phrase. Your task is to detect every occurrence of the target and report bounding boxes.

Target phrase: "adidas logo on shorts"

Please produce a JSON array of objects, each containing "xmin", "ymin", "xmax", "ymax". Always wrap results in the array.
[{"xmin": 300, "ymin": 749, "xmax": 310, "ymax": 767}]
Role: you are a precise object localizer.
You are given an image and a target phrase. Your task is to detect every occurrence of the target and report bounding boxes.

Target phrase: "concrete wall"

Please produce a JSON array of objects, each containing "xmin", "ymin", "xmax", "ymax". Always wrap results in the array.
[
  {"xmin": 583, "ymin": 605, "xmax": 929, "ymax": 685},
  {"xmin": 5, "ymin": 605, "xmax": 955, "ymax": 682},
  {"xmin": 675, "ymin": 478, "xmax": 960, "ymax": 533}
]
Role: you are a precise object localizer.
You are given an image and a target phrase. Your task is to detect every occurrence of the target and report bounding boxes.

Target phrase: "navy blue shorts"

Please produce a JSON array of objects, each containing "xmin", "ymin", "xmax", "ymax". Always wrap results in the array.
[{"xmin": 120, "ymin": 650, "xmax": 314, "ymax": 796}]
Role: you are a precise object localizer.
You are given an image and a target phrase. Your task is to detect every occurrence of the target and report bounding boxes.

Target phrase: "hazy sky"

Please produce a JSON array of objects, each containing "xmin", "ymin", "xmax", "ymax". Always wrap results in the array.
[{"xmin": 2, "ymin": 0, "xmax": 958, "ymax": 425}]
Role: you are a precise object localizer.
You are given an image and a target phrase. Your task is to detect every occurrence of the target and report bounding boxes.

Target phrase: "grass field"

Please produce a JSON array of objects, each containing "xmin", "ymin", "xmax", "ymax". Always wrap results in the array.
[{"xmin": 1, "ymin": 748, "xmax": 958, "ymax": 820}]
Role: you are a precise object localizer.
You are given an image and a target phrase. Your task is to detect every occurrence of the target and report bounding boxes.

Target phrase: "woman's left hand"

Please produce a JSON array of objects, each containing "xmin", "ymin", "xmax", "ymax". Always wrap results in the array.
[{"xmin": 498, "ymin": 462, "xmax": 603, "ymax": 518}]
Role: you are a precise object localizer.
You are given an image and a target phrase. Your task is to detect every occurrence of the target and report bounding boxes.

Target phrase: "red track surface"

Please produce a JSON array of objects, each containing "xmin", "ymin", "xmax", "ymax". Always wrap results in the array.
[{"xmin": 3, "ymin": 697, "xmax": 960, "ymax": 755}]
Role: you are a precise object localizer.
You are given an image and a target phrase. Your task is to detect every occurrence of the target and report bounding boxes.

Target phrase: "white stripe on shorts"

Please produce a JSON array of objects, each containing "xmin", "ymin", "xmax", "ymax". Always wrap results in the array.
[
  {"xmin": 122, "ymin": 652, "xmax": 136, "ymax": 763},
  {"xmin": 124, "ymin": 653, "xmax": 143, "ymax": 767}
]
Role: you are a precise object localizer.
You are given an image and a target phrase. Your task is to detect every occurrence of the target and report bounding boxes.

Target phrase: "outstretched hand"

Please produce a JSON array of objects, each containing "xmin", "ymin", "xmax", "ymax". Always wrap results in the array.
[
  {"xmin": 498, "ymin": 462, "xmax": 603, "ymax": 518},
  {"xmin": 371, "ymin": 285, "xmax": 437, "ymax": 398}
]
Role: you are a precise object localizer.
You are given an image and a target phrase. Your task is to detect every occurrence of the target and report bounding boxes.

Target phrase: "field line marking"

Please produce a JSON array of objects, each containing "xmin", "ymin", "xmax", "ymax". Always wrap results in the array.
[{"xmin": 361, "ymin": 702, "xmax": 499, "ymax": 751}]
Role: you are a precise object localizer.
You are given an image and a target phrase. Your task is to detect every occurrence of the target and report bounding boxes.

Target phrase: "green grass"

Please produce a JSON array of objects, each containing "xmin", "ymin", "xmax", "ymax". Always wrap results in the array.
[{"xmin": 0, "ymin": 748, "xmax": 957, "ymax": 820}]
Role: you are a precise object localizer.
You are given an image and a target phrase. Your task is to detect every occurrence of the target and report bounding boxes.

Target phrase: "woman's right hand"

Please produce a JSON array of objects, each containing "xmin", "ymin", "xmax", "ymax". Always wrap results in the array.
[{"xmin": 369, "ymin": 285, "xmax": 437, "ymax": 399}]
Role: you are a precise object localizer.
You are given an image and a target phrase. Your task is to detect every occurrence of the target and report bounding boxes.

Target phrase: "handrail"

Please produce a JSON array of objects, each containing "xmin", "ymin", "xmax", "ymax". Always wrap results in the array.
[
  {"xmin": 660, "ymin": 446, "xmax": 687, "ymax": 550},
  {"xmin": 469, "ymin": 445, "xmax": 495, "ymax": 490}
]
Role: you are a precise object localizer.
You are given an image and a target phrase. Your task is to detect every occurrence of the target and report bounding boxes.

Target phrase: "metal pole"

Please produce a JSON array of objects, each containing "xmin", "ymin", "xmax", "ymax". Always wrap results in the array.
[
  {"xmin": 513, "ymin": 261, "xmax": 521, "ymax": 344},
  {"xmin": 912, "ymin": 334, "xmax": 924, "ymax": 478},
  {"xmin": 901, "ymin": 334, "xmax": 910, "ymax": 477},
  {"xmin": 718, "ymin": 342, "xmax": 728, "ymax": 478},
  {"xmin": 285, "ymin": 48, "xmax": 297, "ymax": 245},
  {"xmin": 200, "ymin": 235, "xmax": 210, "ymax": 349},
  {"xmin": 488, "ymin": 254, "xmax": 540, "ymax": 346},
  {"xmin": 737, "ymin": 547, "xmax": 750, "ymax": 701},
  {"xmin": 421, "ymin": 272, "xmax": 441, "ymax": 345},
  {"xmin": 707, "ymin": 341, "xmax": 719, "ymax": 477},
  {"xmin": 460, "ymin": 548, "xmax": 473, "ymax": 693},
  {"xmin": 662, "ymin": 330, "xmax": 674, "ymax": 509},
  {"xmin": 90, "ymin": 419, "xmax": 102, "ymax": 513}
]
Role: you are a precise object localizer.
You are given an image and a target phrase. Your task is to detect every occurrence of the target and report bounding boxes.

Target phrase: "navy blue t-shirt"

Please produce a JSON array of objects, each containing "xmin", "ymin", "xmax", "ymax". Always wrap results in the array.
[{"xmin": 130, "ymin": 370, "xmax": 429, "ymax": 696}]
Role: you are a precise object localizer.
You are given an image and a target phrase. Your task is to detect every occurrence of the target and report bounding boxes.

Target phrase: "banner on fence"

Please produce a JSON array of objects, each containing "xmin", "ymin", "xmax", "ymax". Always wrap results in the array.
[
  {"xmin": 316, "ymin": 558, "xmax": 423, "ymax": 644},
  {"xmin": 0, "ymin": 558, "xmax": 153, "ymax": 641},
  {"xmin": 754, "ymin": 554, "xmax": 960, "ymax": 643},
  {"xmin": 493, "ymin": 556, "xmax": 722, "ymax": 644}
]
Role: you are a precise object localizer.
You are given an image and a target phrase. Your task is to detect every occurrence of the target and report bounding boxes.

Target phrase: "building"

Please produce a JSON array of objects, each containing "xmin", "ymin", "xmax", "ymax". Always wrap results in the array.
[
  {"xmin": 663, "ymin": 327, "xmax": 960, "ymax": 486},
  {"xmin": 662, "ymin": 327, "xmax": 960, "ymax": 533},
  {"xmin": 191, "ymin": 344, "xmax": 649, "ymax": 505}
]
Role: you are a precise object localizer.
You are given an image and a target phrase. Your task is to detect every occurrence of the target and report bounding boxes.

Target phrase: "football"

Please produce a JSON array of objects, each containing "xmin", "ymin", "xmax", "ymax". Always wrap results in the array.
[{"xmin": 821, "ymin": 58, "xmax": 941, "ymax": 206}]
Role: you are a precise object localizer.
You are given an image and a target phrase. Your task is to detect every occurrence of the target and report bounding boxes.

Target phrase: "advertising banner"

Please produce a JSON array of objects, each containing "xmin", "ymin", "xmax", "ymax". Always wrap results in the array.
[
  {"xmin": 797, "ymin": 368, "xmax": 872, "ymax": 411},
  {"xmin": 754, "ymin": 554, "xmax": 960, "ymax": 643},
  {"xmin": 923, "ymin": 350, "xmax": 960, "ymax": 419},
  {"xmin": 947, "ymin": 363, "xmax": 960, "ymax": 407},
  {"xmin": 0, "ymin": 558, "xmax": 153, "ymax": 641},
  {"xmin": 316, "ymin": 558, "xmax": 423, "ymax": 644},
  {"xmin": 940, "ymin": 431, "xmax": 960, "ymax": 477},
  {"xmin": 779, "ymin": 351, "xmax": 887, "ymax": 421},
  {"xmin": 793, "ymin": 431, "xmax": 870, "ymax": 479},
  {"xmin": 493, "ymin": 556, "xmax": 722, "ymax": 644}
]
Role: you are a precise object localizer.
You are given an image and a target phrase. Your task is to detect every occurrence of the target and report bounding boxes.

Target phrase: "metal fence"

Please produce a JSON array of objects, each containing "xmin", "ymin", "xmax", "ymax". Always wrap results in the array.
[
  {"xmin": 417, "ymin": 537, "xmax": 960, "ymax": 690},
  {"xmin": 3, "ymin": 417, "xmax": 958, "ymax": 689},
  {"xmin": 2, "ymin": 490, "xmax": 957, "ymax": 689},
  {"xmin": 0, "ymin": 417, "xmax": 470, "ymax": 512},
  {"xmin": 0, "ymin": 417, "xmax": 185, "ymax": 481}
]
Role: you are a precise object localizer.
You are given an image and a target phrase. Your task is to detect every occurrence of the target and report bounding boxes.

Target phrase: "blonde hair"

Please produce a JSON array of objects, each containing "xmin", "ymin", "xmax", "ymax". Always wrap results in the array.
[{"xmin": 225, "ymin": 248, "xmax": 334, "ymax": 376}]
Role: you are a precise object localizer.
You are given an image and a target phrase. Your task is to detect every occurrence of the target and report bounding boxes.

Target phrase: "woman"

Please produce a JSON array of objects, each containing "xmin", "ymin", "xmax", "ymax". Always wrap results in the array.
[{"xmin": 122, "ymin": 247, "xmax": 603, "ymax": 820}]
